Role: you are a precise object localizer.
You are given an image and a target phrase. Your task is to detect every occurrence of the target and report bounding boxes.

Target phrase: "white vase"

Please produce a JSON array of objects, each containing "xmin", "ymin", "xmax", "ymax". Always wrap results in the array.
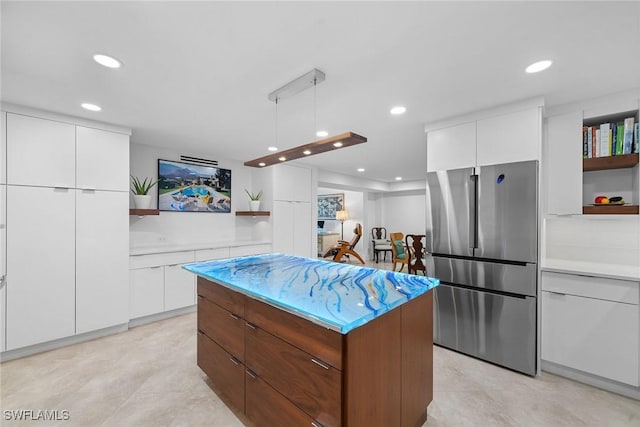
[
  {"xmin": 249, "ymin": 200, "xmax": 261, "ymax": 211},
  {"xmin": 134, "ymin": 194, "xmax": 153, "ymax": 209}
]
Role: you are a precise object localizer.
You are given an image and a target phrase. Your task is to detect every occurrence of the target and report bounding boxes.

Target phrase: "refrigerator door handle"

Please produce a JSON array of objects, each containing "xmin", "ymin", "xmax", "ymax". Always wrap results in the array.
[{"xmin": 468, "ymin": 173, "xmax": 477, "ymax": 249}]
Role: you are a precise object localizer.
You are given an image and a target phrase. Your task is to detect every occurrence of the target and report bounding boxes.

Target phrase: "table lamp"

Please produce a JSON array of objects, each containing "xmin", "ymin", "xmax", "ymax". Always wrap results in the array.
[{"xmin": 336, "ymin": 210, "xmax": 348, "ymax": 240}]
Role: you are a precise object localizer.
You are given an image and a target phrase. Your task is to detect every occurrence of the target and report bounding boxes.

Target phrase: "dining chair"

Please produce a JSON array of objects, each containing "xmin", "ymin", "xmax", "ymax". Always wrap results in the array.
[
  {"xmin": 371, "ymin": 227, "xmax": 392, "ymax": 263},
  {"xmin": 405, "ymin": 234, "xmax": 427, "ymax": 275},
  {"xmin": 390, "ymin": 232, "xmax": 409, "ymax": 272}
]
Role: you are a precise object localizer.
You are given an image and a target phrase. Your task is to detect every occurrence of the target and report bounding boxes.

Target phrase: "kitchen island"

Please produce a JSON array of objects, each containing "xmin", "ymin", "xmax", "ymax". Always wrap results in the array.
[{"xmin": 184, "ymin": 253, "xmax": 439, "ymax": 427}]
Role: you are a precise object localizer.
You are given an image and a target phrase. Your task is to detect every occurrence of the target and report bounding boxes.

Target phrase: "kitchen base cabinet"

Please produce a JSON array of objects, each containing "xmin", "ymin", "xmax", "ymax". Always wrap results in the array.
[
  {"xmin": 197, "ymin": 276, "xmax": 433, "ymax": 427},
  {"xmin": 129, "ymin": 267, "xmax": 164, "ymax": 319},
  {"xmin": 164, "ymin": 263, "xmax": 195, "ymax": 311}
]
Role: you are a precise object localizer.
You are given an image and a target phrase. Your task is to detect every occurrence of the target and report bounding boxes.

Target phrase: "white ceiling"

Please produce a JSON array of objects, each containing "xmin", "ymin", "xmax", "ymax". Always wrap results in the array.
[{"xmin": 2, "ymin": 1, "xmax": 640, "ymax": 183}]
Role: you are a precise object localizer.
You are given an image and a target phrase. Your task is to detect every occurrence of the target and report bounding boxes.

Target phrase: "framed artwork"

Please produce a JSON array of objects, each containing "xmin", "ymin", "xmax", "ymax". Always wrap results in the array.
[{"xmin": 318, "ymin": 193, "xmax": 344, "ymax": 220}]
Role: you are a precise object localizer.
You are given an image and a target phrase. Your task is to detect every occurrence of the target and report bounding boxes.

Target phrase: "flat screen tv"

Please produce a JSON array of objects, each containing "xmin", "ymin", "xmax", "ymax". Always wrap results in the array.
[{"xmin": 157, "ymin": 159, "xmax": 231, "ymax": 212}]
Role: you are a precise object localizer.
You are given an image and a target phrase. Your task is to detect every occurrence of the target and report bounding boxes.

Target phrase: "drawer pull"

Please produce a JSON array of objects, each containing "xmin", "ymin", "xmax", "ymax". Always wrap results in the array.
[
  {"xmin": 245, "ymin": 322, "xmax": 257, "ymax": 330},
  {"xmin": 548, "ymin": 291, "xmax": 566, "ymax": 296},
  {"xmin": 197, "ymin": 295, "xmax": 204, "ymax": 300},
  {"xmin": 246, "ymin": 369, "xmax": 257, "ymax": 379},
  {"xmin": 197, "ymin": 331, "xmax": 204, "ymax": 336},
  {"xmin": 229, "ymin": 357, "xmax": 240, "ymax": 366},
  {"xmin": 229, "ymin": 313, "xmax": 240, "ymax": 320},
  {"xmin": 311, "ymin": 422, "xmax": 324, "ymax": 427},
  {"xmin": 311, "ymin": 358, "xmax": 330, "ymax": 370}
]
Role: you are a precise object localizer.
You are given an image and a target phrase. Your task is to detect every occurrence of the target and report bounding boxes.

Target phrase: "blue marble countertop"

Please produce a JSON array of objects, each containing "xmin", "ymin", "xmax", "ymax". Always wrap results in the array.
[{"xmin": 183, "ymin": 253, "xmax": 439, "ymax": 334}]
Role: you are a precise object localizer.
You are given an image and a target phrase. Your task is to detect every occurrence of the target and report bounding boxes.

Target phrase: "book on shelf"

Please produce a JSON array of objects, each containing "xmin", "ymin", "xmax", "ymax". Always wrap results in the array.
[
  {"xmin": 616, "ymin": 121, "xmax": 624, "ymax": 155},
  {"xmin": 611, "ymin": 123, "xmax": 617, "ymax": 156},
  {"xmin": 622, "ymin": 117, "xmax": 635, "ymax": 154},
  {"xmin": 582, "ymin": 126, "xmax": 588, "ymax": 158},
  {"xmin": 635, "ymin": 122, "xmax": 640, "ymax": 154},
  {"xmin": 599, "ymin": 123, "xmax": 610, "ymax": 157},
  {"xmin": 595, "ymin": 128, "xmax": 601, "ymax": 157},
  {"xmin": 592, "ymin": 127, "xmax": 597, "ymax": 158},
  {"xmin": 587, "ymin": 126, "xmax": 593, "ymax": 158}
]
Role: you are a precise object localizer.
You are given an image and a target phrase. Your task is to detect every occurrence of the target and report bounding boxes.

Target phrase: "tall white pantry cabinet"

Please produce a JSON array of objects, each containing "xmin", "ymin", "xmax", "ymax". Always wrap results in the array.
[{"xmin": 2, "ymin": 110, "xmax": 130, "ymax": 352}]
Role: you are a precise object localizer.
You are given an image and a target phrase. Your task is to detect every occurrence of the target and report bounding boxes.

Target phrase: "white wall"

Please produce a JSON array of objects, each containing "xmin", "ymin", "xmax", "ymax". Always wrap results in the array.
[
  {"xmin": 380, "ymin": 189, "xmax": 426, "ymax": 237},
  {"xmin": 129, "ymin": 142, "xmax": 270, "ymax": 246}
]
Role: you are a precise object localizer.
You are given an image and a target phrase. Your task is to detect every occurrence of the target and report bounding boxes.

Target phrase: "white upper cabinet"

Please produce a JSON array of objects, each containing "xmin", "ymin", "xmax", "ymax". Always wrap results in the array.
[
  {"xmin": 6, "ymin": 113, "xmax": 76, "ymax": 187},
  {"xmin": 426, "ymin": 121, "xmax": 476, "ymax": 172},
  {"xmin": 1, "ymin": 112, "xmax": 6, "ymax": 184},
  {"xmin": 273, "ymin": 164, "xmax": 312, "ymax": 202},
  {"xmin": 545, "ymin": 111, "xmax": 583, "ymax": 215},
  {"xmin": 476, "ymin": 108, "xmax": 540, "ymax": 166},
  {"xmin": 76, "ymin": 126, "xmax": 130, "ymax": 191}
]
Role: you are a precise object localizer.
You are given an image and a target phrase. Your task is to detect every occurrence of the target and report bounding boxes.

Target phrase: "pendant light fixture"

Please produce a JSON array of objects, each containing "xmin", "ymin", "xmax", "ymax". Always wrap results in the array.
[{"xmin": 245, "ymin": 69, "xmax": 367, "ymax": 168}]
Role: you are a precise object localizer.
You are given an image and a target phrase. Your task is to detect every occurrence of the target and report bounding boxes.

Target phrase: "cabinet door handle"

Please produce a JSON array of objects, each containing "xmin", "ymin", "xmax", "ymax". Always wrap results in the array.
[
  {"xmin": 311, "ymin": 421, "xmax": 324, "ymax": 427},
  {"xmin": 197, "ymin": 330, "xmax": 204, "ymax": 336},
  {"xmin": 245, "ymin": 322, "xmax": 256, "ymax": 330},
  {"xmin": 197, "ymin": 295, "xmax": 204, "ymax": 301},
  {"xmin": 548, "ymin": 291, "xmax": 566, "ymax": 296},
  {"xmin": 311, "ymin": 358, "xmax": 330, "ymax": 370},
  {"xmin": 246, "ymin": 369, "xmax": 257, "ymax": 379},
  {"xmin": 0, "ymin": 275, "xmax": 6, "ymax": 290},
  {"xmin": 229, "ymin": 357, "xmax": 240, "ymax": 366},
  {"xmin": 229, "ymin": 313, "xmax": 240, "ymax": 320}
]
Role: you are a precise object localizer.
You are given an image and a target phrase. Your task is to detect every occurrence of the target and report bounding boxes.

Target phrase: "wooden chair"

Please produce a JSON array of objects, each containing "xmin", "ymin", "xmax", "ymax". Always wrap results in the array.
[
  {"xmin": 405, "ymin": 234, "xmax": 427, "ymax": 275},
  {"xmin": 323, "ymin": 223, "xmax": 365, "ymax": 264},
  {"xmin": 390, "ymin": 232, "xmax": 409, "ymax": 272},
  {"xmin": 371, "ymin": 227, "xmax": 392, "ymax": 263}
]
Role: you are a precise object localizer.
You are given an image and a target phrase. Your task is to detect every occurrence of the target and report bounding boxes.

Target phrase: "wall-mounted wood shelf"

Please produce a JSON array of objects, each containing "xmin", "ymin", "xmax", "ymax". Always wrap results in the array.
[
  {"xmin": 129, "ymin": 209, "xmax": 160, "ymax": 216},
  {"xmin": 236, "ymin": 211, "xmax": 270, "ymax": 216},
  {"xmin": 583, "ymin": 153, "xmax": 639, "ymax": 172},
  {"xmin": 582, "ymin": 205, "xmax": 639, "ymax": 215}
]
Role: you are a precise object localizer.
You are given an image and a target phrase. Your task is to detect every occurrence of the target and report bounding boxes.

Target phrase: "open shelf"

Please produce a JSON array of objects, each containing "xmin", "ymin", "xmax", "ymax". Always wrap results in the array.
[
  {"xmin": 236, "ymin": 211, "xmax": 270, "ymax": 216},
  {"xmin": 582, "ymin": 205, "xmax": 639, "ymax": 215},
  {"xmin": 583, "ymin": 153, "xmax": 639, "ymax": 172},
  {"xmin": 129, "ymin": 209, "xmax": 160, "ymax": 216}
]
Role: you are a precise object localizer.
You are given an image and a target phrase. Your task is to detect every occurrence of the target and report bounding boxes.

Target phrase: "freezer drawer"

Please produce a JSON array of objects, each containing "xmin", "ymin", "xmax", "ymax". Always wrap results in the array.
[
  {"xmin": 433, "ymin": 256, "xmax": 537, "ymax": 297},
  {"xmin": 433, "ymin": 283, "xmax": 536, "ymax": 375}
]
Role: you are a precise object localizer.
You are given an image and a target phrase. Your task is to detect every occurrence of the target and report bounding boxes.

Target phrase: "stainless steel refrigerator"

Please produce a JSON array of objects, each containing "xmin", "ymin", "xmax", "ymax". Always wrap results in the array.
[{"xmin": 426, "ymin": 160, "xmax": 538, "ymax": 375}]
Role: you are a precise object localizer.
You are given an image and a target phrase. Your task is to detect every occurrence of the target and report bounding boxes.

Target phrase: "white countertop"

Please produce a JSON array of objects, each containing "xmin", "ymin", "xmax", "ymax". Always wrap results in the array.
[
  {"xmin": 130, "ymin": 240, "xmax": 272, "ymax": 256},
  {"xmin": 541, "ymin": 259, "xmax": 640, "ymax": 282}
]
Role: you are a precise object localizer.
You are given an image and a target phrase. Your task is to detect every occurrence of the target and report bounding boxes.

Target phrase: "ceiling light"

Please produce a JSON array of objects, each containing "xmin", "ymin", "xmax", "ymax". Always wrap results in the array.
[
  {"xmin": 258, "ymin": 162, "xmax": 266, "ymax": 167},
  {"xmin": 268, "ymin": 146, "xmax": 278, "ymax": 152},
  {"xmin": 278, "ymin": 156, "xmax": 286, "ymax": 161},
  {"xmin": 316, "ymin": 130, "xmax": 328, "ymax": 137},
  {"xmin": 395, "ymin": 176, "xmax": 402, "ymax": 181},
  {"xmin": 357, "ymin": 168, "xmax": 365, "ymax": 172},
  {"xmin": 303, "ymin": 150, "xmax": 312, "ymax": 155},
  {"xmin": 390, "ymin": 106, "xmax": 406, "ymax": 115},
  {"xmin": 93, "ymin": 54, "xmax": 121, "ymax": 69},
  {"xmin": 333, "ymin": 142, "xmax": 343, "ymax": 148},
  {"xmin": 525, "ymin": 60, "xmax": 552, "ymax": 73},
  {"xmin": 81, "ymin": 103, "xmax": 101, "ymax": 111}
]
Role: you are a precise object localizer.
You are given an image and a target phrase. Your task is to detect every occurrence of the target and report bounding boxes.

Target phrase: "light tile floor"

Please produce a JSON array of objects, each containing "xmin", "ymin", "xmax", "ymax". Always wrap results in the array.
[{"xmin": 1, "ymin": 259, "xmax": 639, "ymax": 426}]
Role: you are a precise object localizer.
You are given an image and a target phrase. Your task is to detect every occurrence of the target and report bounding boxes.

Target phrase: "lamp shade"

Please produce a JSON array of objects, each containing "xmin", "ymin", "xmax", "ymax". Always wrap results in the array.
[{"xmin": 336, "ymin": 210, "xmax": 348, "ymax": 221}]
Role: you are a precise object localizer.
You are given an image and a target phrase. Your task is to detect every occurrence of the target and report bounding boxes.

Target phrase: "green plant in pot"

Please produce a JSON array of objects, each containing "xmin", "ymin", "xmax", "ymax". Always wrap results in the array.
[
  {"xmin": 245, "ymin": 189, "xmax": 263, "ymax": 211},
  {"xmin": 131, "ymin": 176, "xmax": 158, "ymax": 209}
]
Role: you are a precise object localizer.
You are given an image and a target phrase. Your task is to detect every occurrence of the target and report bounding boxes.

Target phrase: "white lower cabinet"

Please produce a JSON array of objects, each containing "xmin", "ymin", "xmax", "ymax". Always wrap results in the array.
[
  {"xmin": 273, "ymin": 201, "xmax": 312, "ymax": 257},
  {"xmin": 130, "ymin": 267, "xmax": 164, "ymax": 319},
  {"xmin": 164, "ymin": 263, "xmax": 195, "ymax": 311},
  {"xmin": 6, "ymin": 186, "xmax": 76, "ymax": 350},
  {"xmin": 541, "ymin": 271, "xmax": 640, "ymax": 386}
]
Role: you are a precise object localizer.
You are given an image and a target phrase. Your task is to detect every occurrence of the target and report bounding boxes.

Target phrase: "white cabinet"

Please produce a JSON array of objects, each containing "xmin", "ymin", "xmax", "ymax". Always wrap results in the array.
[
  {"xmin": 76, "ymin": 126, "xmax": 130, "ymax": 191},
  {"xmin": 545, "ymin": 111, "xmax": 583, "ymax": 215},
  {"xmin": 476, "ymin": 108, "xmax": 540, "ymax": 166},
  {"xmin": 426, "ymin": 121, "xmax": 476, "ymax": 172},
  {"xmin": 273, "ymin": 164, "xmax": 311, "ymax": 202},
  {"xmin": 130, "ymin": 267, "xmax": 164, "ymax": 319},
  {"xmin": 0, "ymin": 184, "xmax": 5, "ymax": 352},
  {"xmin": 6, "ymin": 113, "xmax": 76, "ymax": 187},
  {"xmin": 229, "ymin": 244, "xmax": 272, "ymax": 257},
  {"xmin": 541, "ymin": 271, "xmax": 639, "ymax": 386},
  {"xmin": 273, "ymin": 201, "xmax": 312, "ymax": 257},
  {"xmin": 1, "ymin": 112, "xmax": 6, "ymax": 184},
  {"xmin": 164, "ymin": 264, "xmax": 196, "ymax": 311},
  {"xmin": 195, "ymin": 247, "xmax": 230, "ymax": 262},
  {"xmin": 6, "ymin": 186, "xmax": 76, "ymax": 350},
  {"xmin": 76, "ymin": 190, "xmax": 129, "ymax": 334}
]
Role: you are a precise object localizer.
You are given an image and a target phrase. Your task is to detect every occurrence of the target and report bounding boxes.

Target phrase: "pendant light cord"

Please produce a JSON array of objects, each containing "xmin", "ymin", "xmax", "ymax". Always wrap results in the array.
[{"xmin": 313, "ymin": 78, "xmax": 317, "ymax": 137}]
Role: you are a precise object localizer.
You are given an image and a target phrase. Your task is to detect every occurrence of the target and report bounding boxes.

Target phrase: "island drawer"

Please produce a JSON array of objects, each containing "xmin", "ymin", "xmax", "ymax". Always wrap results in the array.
[
  {"xmin": 198, "ymin": 296, "xmax": 244, "ymax": 361},
  {"xmin": 246, "ymin": 372, "xmax": 317, "ymax": 427},
  {"xmin": 197, "ymin": 277, "xmax": 245, "ymax": 316},
  {"xmin": 245, "ymin": 323, "xmax": 341, "ymax": 427},
  {"xmin": 245, "ymin": 297, "xmax": 343, "ymax": 370},
  {"xmin": 197, "ymin": 332, "xmax": 245, "ymax": 413}
]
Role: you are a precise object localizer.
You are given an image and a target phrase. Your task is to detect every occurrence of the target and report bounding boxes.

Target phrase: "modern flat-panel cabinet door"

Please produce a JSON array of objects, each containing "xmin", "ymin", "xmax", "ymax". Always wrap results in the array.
[
  {"xmin": 164, "ymin": 263, "xmax": 195, "ymax": 311},
  {"xmin": 0, "ymin": 184, "xmax": 5, "ymax": 352},
  {"xmin": 6, "ymin": 113, "xmax": 76, "ymax": 187},
  {"xmin": 1, "ymin": 112, "xmax": 6, "ymax": 184},
  {"xmin": 129, "ymin": 267, "xmax": 164, "ymax": 319},
  {"xmin": 6, "ymin": 186, "xmax": 75, "ymax": 350},
  {"xmin": 273, "ymin": 165, "xmax": 312, "ymax": 202},
  {"xmin": 272, "ymin": 201, "xmax": 295, "ymax": 255},
  {"xmin": 76, "ymin": 190, "xmax": 129, "ymax": 334},
  {"xmin": 293, "ymin": 202, "xmax": 312, "ymax": 258},
  {"xmin": 476, "ymin": 108, "xmax": 540, "ymax": 166},
  {"xmin": 426, "ymin": 121, "xmax": 476, "ymax": 172},
  {"xmin": 76, "ymin": 126, "xmax": 129, "ymax": 192}
]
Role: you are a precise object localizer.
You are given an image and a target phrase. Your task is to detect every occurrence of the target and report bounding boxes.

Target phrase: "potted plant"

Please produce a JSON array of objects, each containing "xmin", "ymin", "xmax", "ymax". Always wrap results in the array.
[
  {"xmin": 131, "ymin": 176, "xmax": 158, "ymax": 209},
  {"xmin": 245, "ymin": 189, "xmax": 263, "ymax": 211}
]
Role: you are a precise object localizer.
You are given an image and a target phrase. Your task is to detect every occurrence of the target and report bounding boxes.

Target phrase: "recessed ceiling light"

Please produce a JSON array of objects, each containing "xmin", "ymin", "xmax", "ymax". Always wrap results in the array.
[
  {"xmin": 278, "ymin": 156, "xmax": 286, "ymax": 161},
  {"xmin": 357, "ymin": 168, "xmax": 365, "ymax": 172},
  {"xmin": 258, "ymin": 162, "xmax": 266, "ymax": 167},
  {"xmin": 303, "ymin": 150, "xmax": 312, "ymax": 155},
  {"xmin": 395, "ymin": 176, "xmax": 402, "ymax": 181},
  {"xmin": 390, "ymin": 106, "xmax": 406, "ymax": 115},
  {"xmin": 316, "ymin": 130, "xmax": 328, "ymax": 138},
  {"xmin": 268, "ymin": 146, "xmax": 278, "ymax": 152},
  {"xmin": 93, "ymin": 54, "xmax": 122, "ymax": 69},
  {"xmin": 81, "ymin": 103, "xmax": 101, "ymax": 111},
  {"xmin": 525, "ymin": 60, "xmax": 552, "ymax": 73},
  {"xmin": 333, "ymin": 142, "xmax": 343, "ymax": 148}
]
